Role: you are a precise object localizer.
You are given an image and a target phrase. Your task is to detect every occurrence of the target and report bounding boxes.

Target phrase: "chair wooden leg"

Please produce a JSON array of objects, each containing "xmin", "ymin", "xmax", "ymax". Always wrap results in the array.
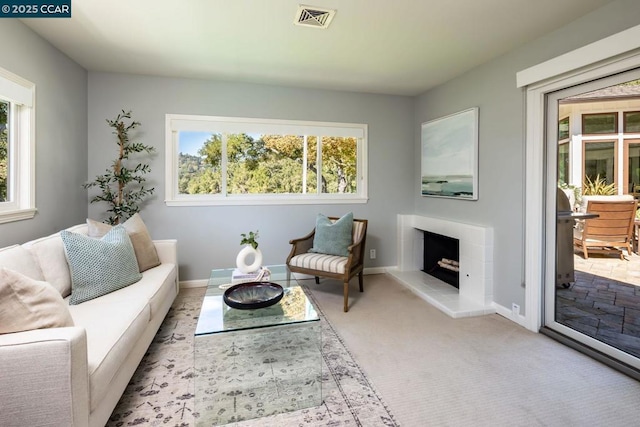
[
  {"xmin": 583, "ymin": 246, "xmax": 588, "ymax": 259},
  {"xmin": 358, "ymin": 272, "xmax": 364, "ymax": 292},
  {"xmin": 343, "ymin": 281, "xmax": 349, "ymax": 312},
  {"xmin": 315, "ymin": 276, "xmax": 320, "ymax": 284}
]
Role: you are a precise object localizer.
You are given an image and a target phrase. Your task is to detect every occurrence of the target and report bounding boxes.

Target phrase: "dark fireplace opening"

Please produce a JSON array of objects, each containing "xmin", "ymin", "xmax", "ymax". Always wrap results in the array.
[{"xmin": 423, "ymin": 230, "xmax": 460, "ymax": 289}]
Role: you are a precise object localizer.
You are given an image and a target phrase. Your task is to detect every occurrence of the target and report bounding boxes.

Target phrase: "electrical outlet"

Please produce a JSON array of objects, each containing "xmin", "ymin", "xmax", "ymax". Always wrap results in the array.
[
  {"xmin": 369, "ymin": 249, "xmax": 376, "ymax": 259},
  {"xmin": 512, "ymin": 303, "xmax": 520, "ymax": 317}
]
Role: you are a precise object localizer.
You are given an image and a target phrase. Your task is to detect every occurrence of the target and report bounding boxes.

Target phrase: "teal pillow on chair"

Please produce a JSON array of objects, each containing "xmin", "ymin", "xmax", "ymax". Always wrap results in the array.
[
  {"xmin": 309, "ymin": 212, "xmax": 353, "ymax": 257},
  {"xmin": 61, "ymin": 225, "xmax": 142, "ymax": 305}
]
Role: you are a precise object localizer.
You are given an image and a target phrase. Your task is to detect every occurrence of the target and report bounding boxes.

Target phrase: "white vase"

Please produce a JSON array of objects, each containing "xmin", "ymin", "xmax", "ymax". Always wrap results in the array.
[{"xmin": 236, "ymin": 245, "xmax": 263, "ymax": 273}]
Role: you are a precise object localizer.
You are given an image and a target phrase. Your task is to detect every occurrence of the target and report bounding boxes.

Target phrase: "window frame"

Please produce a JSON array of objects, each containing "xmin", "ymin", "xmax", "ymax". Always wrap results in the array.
[
  {"xmin": 165, "ymin": 114, "xmax": 368, "ymax": 206},
  {"xmin": 622, "ymin": 138, "xmax": 640, "ymax": 194},
  {"xmin": 582, "ymin": 139, "xmax": 618, "ymax": 189},
  {"xmin": 558, "ymin": 116, "xmax": 570, "ymax": 141},
  {"xmin": 582, "ymin": 112, "xmax": 617, "ymax": 135},
  {"xmin": 557, "ymin": 141, "xmax": 570, "ymax": 186},
  {"xmin": 0, "ymin": 67, "xmax": 36, "ymax": 224},
  {"xmin": 623, "ymin": 110, "xmax": 640, "ymax": 134}
]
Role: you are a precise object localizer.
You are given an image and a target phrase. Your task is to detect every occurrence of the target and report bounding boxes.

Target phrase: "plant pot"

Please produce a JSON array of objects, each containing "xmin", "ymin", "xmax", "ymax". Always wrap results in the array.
[{"xmin": 236, "ymin": 245, "xmax": 263, "ymax": 273}]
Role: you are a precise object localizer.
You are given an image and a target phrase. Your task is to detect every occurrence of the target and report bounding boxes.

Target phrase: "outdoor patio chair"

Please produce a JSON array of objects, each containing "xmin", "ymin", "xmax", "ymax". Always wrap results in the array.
[
  {"xmin": 286, "ymin": 215, "xmax": 368, "ymax": 312},
  {"xmin": 573, "ymin": 199, "xmax": 637, "ymax": 259}
]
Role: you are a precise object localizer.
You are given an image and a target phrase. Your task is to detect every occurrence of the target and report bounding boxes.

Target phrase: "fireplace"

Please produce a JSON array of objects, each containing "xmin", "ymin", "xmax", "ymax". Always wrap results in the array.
[
  {"xmin": 423, "ymin": 231, "xmax": 459, "ymax": 288},
  {"xmin": 391, "ymin": 215, "xmax": 494, "ymax": 318}
]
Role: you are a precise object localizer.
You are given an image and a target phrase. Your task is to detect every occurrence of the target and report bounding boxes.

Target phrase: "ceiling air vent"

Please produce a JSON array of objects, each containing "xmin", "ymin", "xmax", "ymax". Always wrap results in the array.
[{"xmin": 294, "ymin": 5, "xmax": 336, "ymax": 29}]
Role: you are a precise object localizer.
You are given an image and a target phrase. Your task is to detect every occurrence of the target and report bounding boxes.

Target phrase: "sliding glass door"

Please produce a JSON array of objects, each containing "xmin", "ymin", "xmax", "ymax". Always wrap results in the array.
[{"xmin": 545, "ymin": 69, "xmax": 640, "ymax": 370}]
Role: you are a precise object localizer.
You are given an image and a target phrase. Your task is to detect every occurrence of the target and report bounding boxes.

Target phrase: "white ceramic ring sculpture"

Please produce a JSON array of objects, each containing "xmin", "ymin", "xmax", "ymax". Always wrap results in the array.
[{"xmin": 236, "ymin": 245, "xmax": 263, "ymax": 273}]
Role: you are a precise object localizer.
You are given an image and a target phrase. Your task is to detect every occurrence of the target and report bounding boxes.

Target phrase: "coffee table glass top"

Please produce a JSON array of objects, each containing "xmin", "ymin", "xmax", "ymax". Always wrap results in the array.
[{"xmin": 195, "ymin": 265, "xmax": 319, "ymax": 336}]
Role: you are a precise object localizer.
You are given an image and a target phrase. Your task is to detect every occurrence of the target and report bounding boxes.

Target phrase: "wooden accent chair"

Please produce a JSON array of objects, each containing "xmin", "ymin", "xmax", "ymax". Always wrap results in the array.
[
  {"xmin": 573, "ymin": 199, "xmax": 637, "ymax": 259},
  {"xmin": 286, "ymin": 217, "xmax": 368, "ymax": 312}
]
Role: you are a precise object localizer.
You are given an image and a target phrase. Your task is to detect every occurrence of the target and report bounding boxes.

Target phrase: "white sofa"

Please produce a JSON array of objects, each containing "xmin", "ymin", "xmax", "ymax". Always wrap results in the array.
[{"xmin": 0, "ymin": 224, "xmax": 179, "ymax": 427}]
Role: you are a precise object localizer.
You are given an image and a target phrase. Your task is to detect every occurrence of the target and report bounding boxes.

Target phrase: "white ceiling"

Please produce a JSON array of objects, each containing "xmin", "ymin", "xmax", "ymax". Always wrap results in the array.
[{"xmin": 21, "ymin": 0, "xmax": 616, "ymax": 96}]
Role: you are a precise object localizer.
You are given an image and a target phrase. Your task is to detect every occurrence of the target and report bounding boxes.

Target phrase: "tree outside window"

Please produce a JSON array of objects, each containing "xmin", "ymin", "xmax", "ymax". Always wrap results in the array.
[
  {"xmin": 178, "ymin": 132, "xmax": 357, "ymax": 196},
  {"xmin": 0, "ymin": 101, "xmax": 8, "ymax": 202}
]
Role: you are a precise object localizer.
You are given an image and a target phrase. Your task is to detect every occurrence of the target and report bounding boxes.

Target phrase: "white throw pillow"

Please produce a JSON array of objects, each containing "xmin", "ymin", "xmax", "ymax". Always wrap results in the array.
[
  {"xmin": 87, "ymin": 213, "xmax": 160, "ymax": 272},
  {"xmin": 23, "ymin": 234, "xmax": 73, "ymax": 298},
  {"xmin": 0, "ymin": 267, "xmax": 74, "ymax": 334}
]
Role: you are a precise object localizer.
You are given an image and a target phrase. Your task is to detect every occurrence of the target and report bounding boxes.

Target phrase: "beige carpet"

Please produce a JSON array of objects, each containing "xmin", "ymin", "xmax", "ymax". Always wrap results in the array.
[{"xmin": 303, "ymin": 273, "xmax": 640, "ymax": 427}]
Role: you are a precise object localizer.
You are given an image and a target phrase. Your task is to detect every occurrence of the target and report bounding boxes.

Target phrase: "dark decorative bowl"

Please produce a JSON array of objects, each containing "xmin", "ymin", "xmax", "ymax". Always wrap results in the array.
[{"xmin": 223, "ymin": 282, "xmax": 284, "ymax": 310}]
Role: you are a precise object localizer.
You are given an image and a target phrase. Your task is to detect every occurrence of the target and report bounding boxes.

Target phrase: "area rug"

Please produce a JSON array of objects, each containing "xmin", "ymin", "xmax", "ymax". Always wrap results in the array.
[{"xmin": 107, "ymin": 286, "xmax": 399, "ymax": 426}]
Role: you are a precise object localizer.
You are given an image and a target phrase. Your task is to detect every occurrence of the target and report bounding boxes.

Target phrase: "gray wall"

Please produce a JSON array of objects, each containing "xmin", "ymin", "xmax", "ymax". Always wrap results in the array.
[
  {"xmin": 0, "ymin": 20, "xmax": 87, "ymax": 247},
  {"xmin": 87, "ymin": 73, "xmax": 414, "ymax": 280},
  {"xmin": 4, "ymin": 0, "xmax": 638, "ymax": 311},
  {"xmin": 413, "ymin": 0, "xmax": 640, "ymax": 312}
]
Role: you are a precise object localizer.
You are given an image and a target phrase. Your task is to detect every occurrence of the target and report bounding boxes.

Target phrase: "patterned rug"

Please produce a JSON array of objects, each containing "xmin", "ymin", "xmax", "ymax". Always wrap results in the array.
[{"xmin": 107, "ymin": 286, "xmax": 399, "ymax": 426}]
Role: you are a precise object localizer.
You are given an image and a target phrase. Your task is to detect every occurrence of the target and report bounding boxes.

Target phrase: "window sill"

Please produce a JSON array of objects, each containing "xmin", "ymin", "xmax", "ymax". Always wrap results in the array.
[
  {"xmin": 0, "ymin": 208, "xmax": 37, "ymax": 224},
  {"xmin": 165, "ymin": 196, "xmax": 368, "ymax": 207}
]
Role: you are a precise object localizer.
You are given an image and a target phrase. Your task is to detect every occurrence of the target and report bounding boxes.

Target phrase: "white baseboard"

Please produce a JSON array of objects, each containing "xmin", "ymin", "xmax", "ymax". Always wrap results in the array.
[
  {"xmin": 179, "ymin": 266, "xmax": 392, "ymax": 289},
  {"xmin": 180, "ymin": 279, "xmax": 208, "ymax": 289},
  {"xmin": 364, "ymin": 266, "xmax": 392, "ymax": 275},
  {"xmin": 492, "ymin": 302, "xmax": 527, "ymax": 328}
]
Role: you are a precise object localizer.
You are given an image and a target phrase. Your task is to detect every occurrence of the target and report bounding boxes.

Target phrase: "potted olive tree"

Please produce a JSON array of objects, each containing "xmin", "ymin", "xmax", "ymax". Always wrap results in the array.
[{"xmin": 84, "ymin": 110, "xmax": 155, "ymax": 225}]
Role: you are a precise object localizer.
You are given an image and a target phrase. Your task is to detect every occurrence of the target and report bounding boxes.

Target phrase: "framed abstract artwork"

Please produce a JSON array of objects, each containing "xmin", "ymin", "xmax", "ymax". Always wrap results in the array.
[{"xmin": 421, "ymin": 107, "xmax": 478, "ymax": 200}]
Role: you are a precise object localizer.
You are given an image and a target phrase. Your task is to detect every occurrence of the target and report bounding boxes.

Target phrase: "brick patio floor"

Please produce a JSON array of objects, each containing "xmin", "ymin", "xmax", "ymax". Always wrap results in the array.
[{"xmin": 556, "ymin": 250, "xmax": 640, "ymax": 358}]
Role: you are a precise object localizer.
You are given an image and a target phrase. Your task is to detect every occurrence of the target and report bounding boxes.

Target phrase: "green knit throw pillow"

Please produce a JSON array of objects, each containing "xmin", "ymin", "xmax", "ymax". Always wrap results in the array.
[
  {"xmin": 61, "ymin": 225, "xmax": 142, "ymax": 305},
  {"xmin": 309, "ymin": 212, "xmax": 353, "ymax": 257}
]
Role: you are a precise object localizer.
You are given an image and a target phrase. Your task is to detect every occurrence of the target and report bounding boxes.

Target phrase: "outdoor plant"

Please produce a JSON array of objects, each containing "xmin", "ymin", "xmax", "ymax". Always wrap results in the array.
[
  {"xmin": 582, "ymin": 174, "xmax": 616, "ymax": 195},
  {"xmin": 558, "ymin": 181, "xmax": 582, "ymax": 209},
  {"xmin": 240, "ymin": 230, "xmax": 259, "ymax": 249},
  {"xmin": 84, "ymin": 110, "xmax": 155, "ymax": 225}
]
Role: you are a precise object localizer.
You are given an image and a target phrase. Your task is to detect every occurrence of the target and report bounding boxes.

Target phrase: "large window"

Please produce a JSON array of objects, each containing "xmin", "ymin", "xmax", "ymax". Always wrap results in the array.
[
  {"xmin": 583, "ymin": 140, "xmax": 617, "ymax": 188},
  {"xmin": 165, "ymin": 115, "xmax": 367, "ymax": 205},
  {"xmin": 625, "ymin": 140, "xmax": 640, "ymax": 194},
  {"xmin": 0, "ymin": 67, "xmax": 35, "ymax": 223},
  {"xmin": 558, "ymin": 142, "xmax": 570, "ymax": 186},
  {"xmin": 558, "ymin": 116, "xmax": 570, "ymax": 140},
  {"xmin": 0, "ymin": 100, "xmax": 8, "ymax": 202},
  {"xmin": 582, "ymin": 112, "xmax": 617, "ymax": 134},
  {"xmin": 624, "ymin": 111, "xmax": 640, "ymax": 133}
]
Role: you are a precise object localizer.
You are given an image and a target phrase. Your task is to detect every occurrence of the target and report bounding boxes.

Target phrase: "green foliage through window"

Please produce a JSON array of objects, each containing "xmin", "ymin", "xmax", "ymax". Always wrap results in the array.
[
  {"xmin": 0, "ymin": 100, "xmax": 8, "ymax": 202},
  {"xmin": 582, "ymin": 112, "xmax": 617, "ymax": 134},
  {"xmin": 177, "ymin": 132, "xmax": 357, "ymax": 196}
]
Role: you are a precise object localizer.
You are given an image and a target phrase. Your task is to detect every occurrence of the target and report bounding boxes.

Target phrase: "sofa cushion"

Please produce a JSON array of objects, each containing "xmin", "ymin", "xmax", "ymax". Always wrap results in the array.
[
  {"xmin": 87, "ymin": 214, "xmax": 161, "ymax": 272},
  {"xmin": 289, "ymin": 252, "xmax": 347, "ymax": 274},
  {"xmin": 0, "ymin": 268, "xmax": 74, "ymax": 334},
  {"xmin": 0, "ymin": 245, "xmax": 44, "ymax": 281},
  {"xmin": 309, "ymin": 212, "xmax": 353, "ymax": 257},
  {"xmin": 86, "ymin": 262, "xmax": 177, "ymax": 319},
  {"xmin": 61, "ymin": 225, "xmax": 142, "ymax": 305},
  {"xmin": 67, "ymin": 297, "xmax": 149, "ymax": 412}
]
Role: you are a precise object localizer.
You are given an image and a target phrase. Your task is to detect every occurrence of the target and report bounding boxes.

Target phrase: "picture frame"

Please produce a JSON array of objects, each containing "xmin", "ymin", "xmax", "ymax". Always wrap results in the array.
[{"xmin": 421, "ymin": 107, "xmax": 479, "ymax": 200}]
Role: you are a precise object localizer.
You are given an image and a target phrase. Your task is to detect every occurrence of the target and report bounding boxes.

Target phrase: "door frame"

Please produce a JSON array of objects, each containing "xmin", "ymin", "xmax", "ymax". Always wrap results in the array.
[{"xmin": 518, "ymin": 24, "xmax": 640, "ymax": 333}]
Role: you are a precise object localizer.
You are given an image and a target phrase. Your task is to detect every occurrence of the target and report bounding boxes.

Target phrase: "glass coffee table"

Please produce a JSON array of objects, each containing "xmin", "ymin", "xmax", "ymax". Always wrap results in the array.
[{"xmin": 194, "ymin": 265, "xmax": 321, "ymax": 426}]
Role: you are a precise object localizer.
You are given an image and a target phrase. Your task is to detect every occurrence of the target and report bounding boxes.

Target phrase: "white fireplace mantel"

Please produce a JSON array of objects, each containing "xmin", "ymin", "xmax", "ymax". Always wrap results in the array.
[{"xmin": 388, "ymin": 214, "xmax": 495, "ymax": 318}]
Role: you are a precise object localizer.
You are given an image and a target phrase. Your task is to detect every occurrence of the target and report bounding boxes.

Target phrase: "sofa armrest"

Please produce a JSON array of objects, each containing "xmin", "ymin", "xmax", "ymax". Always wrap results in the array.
[
  {"xmin": 154, "ymin": 239, "xmax": 177, "ymax": 264},
  {"xmin": 0, "ymin": 327, "xmax": 89, "ymax": 426}
]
